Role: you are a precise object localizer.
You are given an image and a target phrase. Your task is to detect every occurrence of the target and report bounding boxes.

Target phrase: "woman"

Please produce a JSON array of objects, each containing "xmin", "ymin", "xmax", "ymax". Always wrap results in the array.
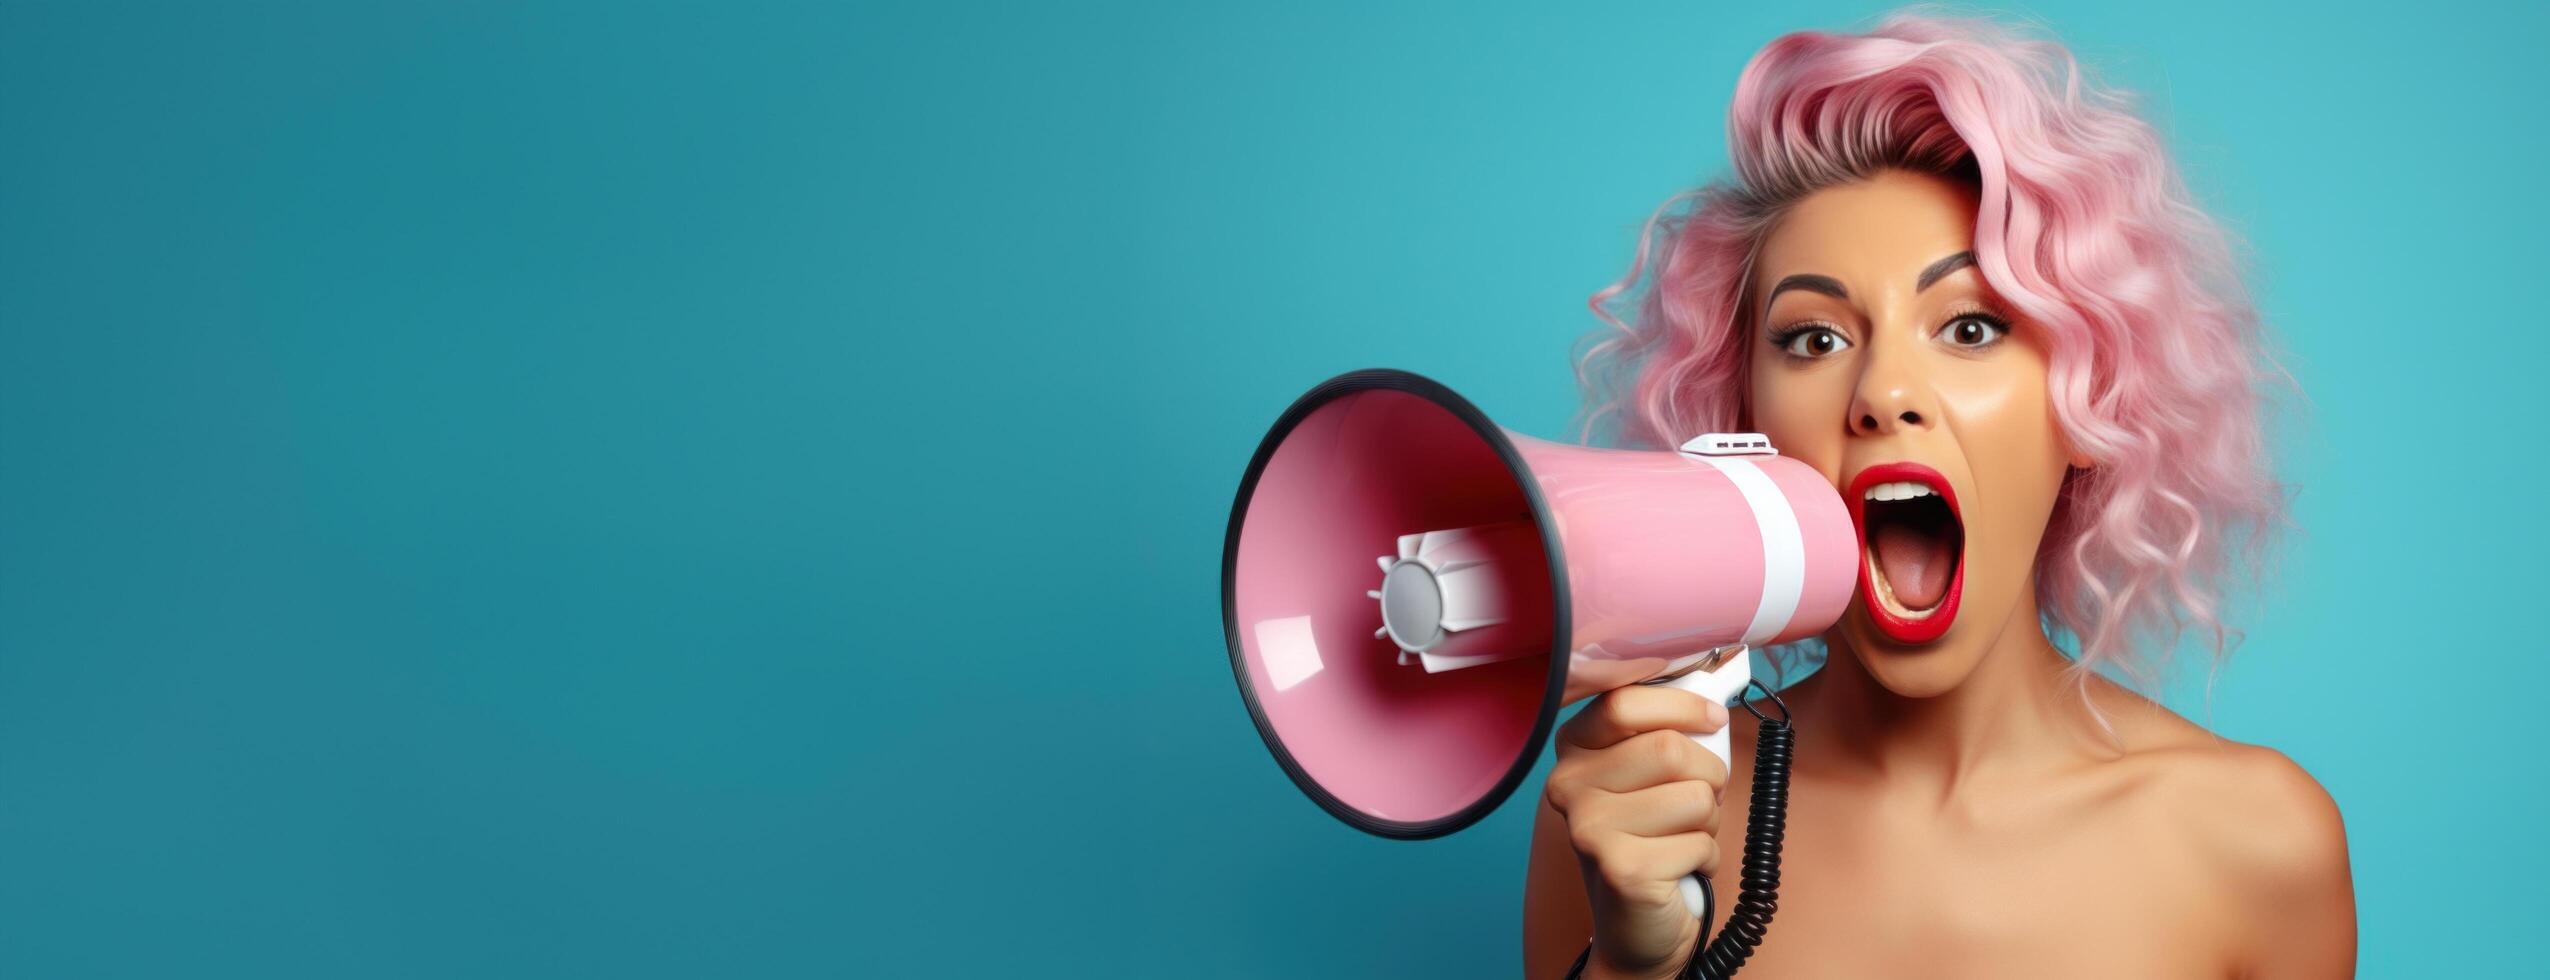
[{"xmin": 1523, "ymin": 13, "xmax": 2354, "ymax": 979}]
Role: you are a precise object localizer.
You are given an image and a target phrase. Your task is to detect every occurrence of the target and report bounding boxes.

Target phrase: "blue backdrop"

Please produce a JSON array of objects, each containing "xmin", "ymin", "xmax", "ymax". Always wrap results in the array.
[{"xmin": 4, "ymin": 2, "xmax": 2540, "ymax": 976}]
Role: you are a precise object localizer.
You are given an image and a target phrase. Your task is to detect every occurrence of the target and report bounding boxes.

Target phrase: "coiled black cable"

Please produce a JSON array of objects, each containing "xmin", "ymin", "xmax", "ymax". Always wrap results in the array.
[
  {"xmin": 1562, "ymin": 682, "xmax": 1792, "ymax": 980},
  {"xmin": 1683, "ymin": 681, "xmax": 1791, "ymax": 979}
]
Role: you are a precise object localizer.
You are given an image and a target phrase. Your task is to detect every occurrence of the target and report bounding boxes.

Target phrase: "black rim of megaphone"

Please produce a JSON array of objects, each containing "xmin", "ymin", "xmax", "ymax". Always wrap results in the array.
[{"xmin": 1221, "ymin": 368, "xmax": 1573, "ymax": 840}]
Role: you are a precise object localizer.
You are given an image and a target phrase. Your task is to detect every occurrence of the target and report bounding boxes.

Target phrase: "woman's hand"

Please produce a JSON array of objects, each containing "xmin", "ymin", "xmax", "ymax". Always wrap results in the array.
[{"xmin": 1542, "ymin": 685, "xmax": 1731, "ymax": 980}]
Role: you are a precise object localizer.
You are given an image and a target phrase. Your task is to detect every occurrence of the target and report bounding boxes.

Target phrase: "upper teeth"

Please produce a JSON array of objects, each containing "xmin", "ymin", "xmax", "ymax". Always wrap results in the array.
[{"xmin": 1865, "ymin": 481, "xmax": 1936, "ymax": 502}]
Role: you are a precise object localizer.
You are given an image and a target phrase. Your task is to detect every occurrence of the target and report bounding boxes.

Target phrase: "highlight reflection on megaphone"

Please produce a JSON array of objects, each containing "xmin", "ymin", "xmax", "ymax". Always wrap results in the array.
[{"xmin": 1219, "ymin": 369, "xmax": 1857, "ymax": 931}]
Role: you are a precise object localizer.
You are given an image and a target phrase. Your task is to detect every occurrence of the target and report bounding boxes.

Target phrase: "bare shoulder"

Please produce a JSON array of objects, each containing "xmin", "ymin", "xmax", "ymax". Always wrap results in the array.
[{"xmin": 2084, "ymin": 679, "xmax": 2351, "ymax": 901}]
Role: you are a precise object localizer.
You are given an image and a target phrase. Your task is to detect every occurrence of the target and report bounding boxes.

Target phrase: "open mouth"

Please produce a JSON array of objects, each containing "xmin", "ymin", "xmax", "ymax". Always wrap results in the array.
[{"xmin": 1847, "ymin": 462, "xmax": 1964, "ymax": 644}]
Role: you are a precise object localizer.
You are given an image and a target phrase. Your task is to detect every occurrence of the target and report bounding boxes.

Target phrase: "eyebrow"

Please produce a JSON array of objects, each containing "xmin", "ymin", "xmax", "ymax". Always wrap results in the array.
[
  {"xmin": 1762, "ymin": 274, "xmax": 1848, "ymax": 313},
  {"xmin": 1916, "ymin": 251, "xmax": 1976, "ymax": 292},
  {"xmin": 1760, "ymin": 251, "xmax": 1981, "ymax": 321}
]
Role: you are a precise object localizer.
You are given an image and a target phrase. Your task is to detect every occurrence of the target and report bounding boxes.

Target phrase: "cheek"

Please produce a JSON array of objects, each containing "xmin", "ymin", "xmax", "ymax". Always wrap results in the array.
[
  {"xmin": 1937, "ymin": 354, "xmax": 2069, "ymax": 532},
  {"xmin": 1747, "ymin": 356, "xmax": 1852, "ymax": 479}
]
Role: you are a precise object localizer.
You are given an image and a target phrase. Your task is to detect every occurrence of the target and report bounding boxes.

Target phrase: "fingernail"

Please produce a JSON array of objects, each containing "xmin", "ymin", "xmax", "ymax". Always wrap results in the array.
[{"xmin": 1706, "ymin": 700, "xmax": 1729, "ymax": 728}]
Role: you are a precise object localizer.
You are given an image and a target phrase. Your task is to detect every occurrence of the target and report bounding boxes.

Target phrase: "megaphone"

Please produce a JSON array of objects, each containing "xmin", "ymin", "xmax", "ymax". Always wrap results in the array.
[{"xmin": 1220, "ymin": 369, "xmax": 1857, "ymax": 967}]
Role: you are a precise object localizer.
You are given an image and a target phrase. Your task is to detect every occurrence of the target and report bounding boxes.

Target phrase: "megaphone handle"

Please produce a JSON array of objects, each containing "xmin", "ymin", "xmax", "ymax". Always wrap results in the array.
[{"xmin": 1639, "ymin": 649, "xmax": 1753, "ymax": 921}]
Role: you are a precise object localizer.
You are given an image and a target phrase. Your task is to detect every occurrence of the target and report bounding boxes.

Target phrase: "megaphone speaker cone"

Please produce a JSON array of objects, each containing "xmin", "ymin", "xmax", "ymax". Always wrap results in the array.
[
  {"xmin": 1222, "ymin": 369, "xmax": 1856, "ymax": 839},
  {"xmin": 1222, "ymin": 370, "xmax": 1568, "ymax": 839}
]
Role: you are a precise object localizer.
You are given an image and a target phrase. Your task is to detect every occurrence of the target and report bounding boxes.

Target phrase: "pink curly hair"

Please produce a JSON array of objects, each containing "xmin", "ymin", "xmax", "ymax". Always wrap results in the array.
[{"xmin": 1577, "ymin": 10, "xmax": 2285, "ymax": 691}]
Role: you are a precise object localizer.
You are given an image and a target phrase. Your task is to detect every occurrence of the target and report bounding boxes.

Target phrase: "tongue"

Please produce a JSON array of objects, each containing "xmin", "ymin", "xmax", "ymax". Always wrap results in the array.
[{"xmin": 1873, "ymin": 523, "xmax": 1952, "ymax": 610}]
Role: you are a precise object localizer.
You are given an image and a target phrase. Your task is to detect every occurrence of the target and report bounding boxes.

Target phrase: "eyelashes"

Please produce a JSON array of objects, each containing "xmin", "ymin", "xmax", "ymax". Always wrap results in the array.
[
  {"xmin": 1766, "ymin": 322, "xmax": 1850, "ymax": 360},
  {"xmin": 1934, "ymin": 308, "xmax": 2011, "ymax": 350},
  {"xmin": 1763, "ymin": 305, "xmax": 2014, "ymax": 360}
]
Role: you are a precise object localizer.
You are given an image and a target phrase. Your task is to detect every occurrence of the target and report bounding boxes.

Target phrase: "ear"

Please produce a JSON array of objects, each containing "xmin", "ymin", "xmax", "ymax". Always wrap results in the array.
[
  {"xmin": 2049, "ymin": 432, "xmax": 2095, "ymax": 472},
  {"xmin": 2051, "ymin": 410, "xmax": 2095, "ymax": 470}
]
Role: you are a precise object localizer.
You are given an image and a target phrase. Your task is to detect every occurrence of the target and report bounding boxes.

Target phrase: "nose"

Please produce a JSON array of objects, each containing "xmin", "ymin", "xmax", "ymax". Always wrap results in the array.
[
  {"xmin": 1854, "ymin": 402, "xmax": 1926, "ymax": 434},
  {"xmin": 1848, "ymin": 347, "xmax": 1940, "ymax": 437}
]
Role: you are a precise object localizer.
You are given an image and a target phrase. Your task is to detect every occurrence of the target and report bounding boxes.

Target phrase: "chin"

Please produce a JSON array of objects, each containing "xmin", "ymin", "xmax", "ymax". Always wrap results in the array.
[{"xmin": 1836, "ymin": 612, "xmax": 1989, "ymax": 699}]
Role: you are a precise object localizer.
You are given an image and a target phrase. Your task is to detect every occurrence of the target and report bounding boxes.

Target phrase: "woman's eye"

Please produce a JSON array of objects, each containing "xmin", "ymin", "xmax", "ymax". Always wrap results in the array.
[
  {"xmin": 1779, "ymin": 327, "xmax": 1851, "ymax": 358},
  {"xmin": 1937, "ymin": 315, "xmax": 2007, "ymax": 348}
]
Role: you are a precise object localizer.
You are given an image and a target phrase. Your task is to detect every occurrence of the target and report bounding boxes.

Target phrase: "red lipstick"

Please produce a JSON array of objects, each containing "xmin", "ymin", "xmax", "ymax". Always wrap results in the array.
[{"xmin": 1846, "ymin": 462, "xmax": 1963, "ymax": 644}]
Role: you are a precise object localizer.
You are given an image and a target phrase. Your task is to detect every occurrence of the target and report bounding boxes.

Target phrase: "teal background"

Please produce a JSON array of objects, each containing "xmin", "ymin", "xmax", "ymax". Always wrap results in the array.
[{"xmin": 3, "ymin": 1, "xmax": 2540, "ymax": 976}]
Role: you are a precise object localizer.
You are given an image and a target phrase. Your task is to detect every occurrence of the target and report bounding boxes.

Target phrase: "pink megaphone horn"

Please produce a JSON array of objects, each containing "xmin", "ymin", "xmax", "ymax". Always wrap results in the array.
[{"xmin": 1220, "ymin": 369, "xmax": 1856, "ymax": 927}]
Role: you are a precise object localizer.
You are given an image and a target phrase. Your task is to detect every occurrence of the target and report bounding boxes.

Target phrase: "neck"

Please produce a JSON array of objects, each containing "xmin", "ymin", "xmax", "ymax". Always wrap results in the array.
[{"xmin": 1798, "ymin": 587, "xmax": 2099, "ymax": 797}]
